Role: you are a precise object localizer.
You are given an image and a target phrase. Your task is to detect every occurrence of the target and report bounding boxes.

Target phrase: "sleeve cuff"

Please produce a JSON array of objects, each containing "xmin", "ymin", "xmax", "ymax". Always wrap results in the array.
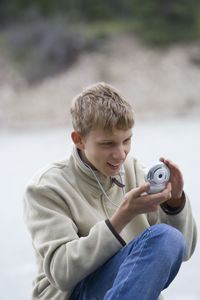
[
  {"xmin": 160, "ymin": 191, "xmax": 186, "ymax": 215},
  {"xmin": 105, "ymin": 219, "xmax": 126, "ymax": 247}
]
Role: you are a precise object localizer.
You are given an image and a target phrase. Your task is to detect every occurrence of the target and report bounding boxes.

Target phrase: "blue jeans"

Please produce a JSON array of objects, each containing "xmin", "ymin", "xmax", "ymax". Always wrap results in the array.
[{"xmin": 70, "ymin": 224, "xmax": 186, "ymax": 300}]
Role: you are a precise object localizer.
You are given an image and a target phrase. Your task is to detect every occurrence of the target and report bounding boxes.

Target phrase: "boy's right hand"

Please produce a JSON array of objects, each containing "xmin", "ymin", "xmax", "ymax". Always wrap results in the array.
[{"xmin": 109, "ymin": 182, "xmax": 172, "ymax": 234}]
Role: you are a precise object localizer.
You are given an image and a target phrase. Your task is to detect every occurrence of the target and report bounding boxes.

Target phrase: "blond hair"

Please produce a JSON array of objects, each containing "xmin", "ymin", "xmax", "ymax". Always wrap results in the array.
[{"xmin": 70, "ymin": 82, "xmax": 134, "ymax": 137}]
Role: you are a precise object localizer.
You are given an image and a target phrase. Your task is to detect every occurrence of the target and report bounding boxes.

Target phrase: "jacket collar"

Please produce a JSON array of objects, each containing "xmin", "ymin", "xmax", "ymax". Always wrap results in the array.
[{"xmin": 71, "ymin": 146, "xmax": 125, "ymax": 193}]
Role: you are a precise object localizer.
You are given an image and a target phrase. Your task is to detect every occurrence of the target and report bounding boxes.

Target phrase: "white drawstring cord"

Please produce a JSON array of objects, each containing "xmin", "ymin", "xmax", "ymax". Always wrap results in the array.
[{"xmin": 83, "ymin": 161, "xmax": 125, "ymax": 208}]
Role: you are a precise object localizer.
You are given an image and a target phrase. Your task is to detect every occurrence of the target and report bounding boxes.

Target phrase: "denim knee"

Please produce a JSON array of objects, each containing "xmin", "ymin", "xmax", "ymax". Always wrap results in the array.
[{"xmin": 148, "ymin": 223, "xmax": 186, "ymax": 262}]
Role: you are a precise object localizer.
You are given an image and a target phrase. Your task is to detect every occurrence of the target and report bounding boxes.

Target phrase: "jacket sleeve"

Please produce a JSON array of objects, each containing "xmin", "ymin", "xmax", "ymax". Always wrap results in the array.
[{"xmin": 24, "ymin": 181, "xmax": 124, "ymax": 292}]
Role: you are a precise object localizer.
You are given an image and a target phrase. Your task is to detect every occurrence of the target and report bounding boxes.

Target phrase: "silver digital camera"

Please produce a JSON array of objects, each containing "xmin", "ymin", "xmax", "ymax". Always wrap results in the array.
[{"xmin": 144, "ymin": 162, "xmax": 170, "ymax": 194}]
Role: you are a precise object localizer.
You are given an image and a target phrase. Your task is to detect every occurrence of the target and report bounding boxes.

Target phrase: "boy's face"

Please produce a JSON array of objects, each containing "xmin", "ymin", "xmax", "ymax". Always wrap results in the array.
[{"xmin": 77, "ymin": 128, "xmax": 132, "ymax": 177}]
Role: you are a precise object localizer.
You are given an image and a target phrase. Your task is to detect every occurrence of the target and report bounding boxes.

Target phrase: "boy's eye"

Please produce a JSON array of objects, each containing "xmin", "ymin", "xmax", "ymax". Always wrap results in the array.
[
  {"xmin": 124, "ymin": 138, "xmax": 131, "ymax": 143},
  {"xmin": 99, "ymin": 142, "xmax": 113, "ymax": 147}
]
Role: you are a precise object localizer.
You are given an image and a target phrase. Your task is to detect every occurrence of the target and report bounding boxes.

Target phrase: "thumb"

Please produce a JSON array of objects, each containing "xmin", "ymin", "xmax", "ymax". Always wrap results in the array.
[{"xmin": 132, "ymin": 182, "xmax": 150, "ymax": 197}]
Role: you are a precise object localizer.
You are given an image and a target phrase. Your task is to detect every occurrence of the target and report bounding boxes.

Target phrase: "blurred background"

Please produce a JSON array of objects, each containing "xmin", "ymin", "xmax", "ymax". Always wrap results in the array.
[{"xmin": 0, "ymin": 1, "xmax": 200, "ymax": 299}]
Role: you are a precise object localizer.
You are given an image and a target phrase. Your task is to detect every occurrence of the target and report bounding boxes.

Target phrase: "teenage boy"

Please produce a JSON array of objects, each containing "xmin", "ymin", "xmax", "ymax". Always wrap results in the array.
[{"xmin": 24, "ymin": 82, "xmax": 197, "ymax": 300}]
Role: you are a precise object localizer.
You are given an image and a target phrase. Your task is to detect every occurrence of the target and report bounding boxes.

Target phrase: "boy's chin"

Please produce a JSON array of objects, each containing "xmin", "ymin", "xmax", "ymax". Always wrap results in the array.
[{"xmin": 103, "ymin": 169, "xmax": 119, "ymax": 177}]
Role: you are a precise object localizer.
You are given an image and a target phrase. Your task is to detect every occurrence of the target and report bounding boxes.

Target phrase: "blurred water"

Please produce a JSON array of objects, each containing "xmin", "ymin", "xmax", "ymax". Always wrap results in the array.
[{"xmin": 0, "ymin": 117, "xmax": 199, "ymax": 300}]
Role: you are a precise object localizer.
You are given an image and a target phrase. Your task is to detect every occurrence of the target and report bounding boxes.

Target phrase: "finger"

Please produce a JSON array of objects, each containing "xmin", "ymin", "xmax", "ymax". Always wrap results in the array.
[
  {"xmin": 159, "ymin": 158, "xmax": 173, "ymax": 170},
  {"xmin": 165, "ymin": 181, "xmax": 172, "ymax": 191},
  {"xmin": 160, "ymin": 157, "xmax": 179, "ymax": 171},
  {"xmin": 155, "ymin": 182, "xmax": 171, "ymax": 197},
  {"xmin": 141, "ymin": 182, "xmax": 172, "ymax": 204},
  {"xmin": 132, "ymin": 182, "xmax": 151, "ymax": 197},
  {"xmin": 156, "ymin": 182, "xmax": 172, "ymax": 202},
  {"xmin": 159, "ymin": 157, "xmax": 165, "ymax": 163},
  {"xmin": 159, "ymin": 157, "xmax": 172, "ymax": 166}
]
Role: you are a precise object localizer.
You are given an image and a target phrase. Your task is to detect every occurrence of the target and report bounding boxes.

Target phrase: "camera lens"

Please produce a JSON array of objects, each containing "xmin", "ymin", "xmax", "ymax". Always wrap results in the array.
[{"xmin": 145, "ymin": 162, "xmax": 170, "ymax": 194}]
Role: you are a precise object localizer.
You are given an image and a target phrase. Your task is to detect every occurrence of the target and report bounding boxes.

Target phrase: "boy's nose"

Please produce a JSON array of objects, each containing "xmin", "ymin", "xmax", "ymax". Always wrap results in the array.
[{"xmin": 113, "ymin": 146, "xmax": 126, "ymax": 161}]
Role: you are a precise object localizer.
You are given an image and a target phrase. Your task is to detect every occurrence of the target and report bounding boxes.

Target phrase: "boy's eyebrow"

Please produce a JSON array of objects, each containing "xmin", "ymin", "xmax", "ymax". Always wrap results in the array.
[{"xmin": 98, "ymin": 134, "xmax": 133, "ymax": 142}]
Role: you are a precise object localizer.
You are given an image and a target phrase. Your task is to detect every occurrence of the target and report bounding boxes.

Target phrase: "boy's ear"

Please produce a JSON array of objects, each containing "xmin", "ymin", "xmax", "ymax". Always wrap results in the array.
[{"xmin": 71, "ymin": 131, "xmax": 85, "ymax": 150}]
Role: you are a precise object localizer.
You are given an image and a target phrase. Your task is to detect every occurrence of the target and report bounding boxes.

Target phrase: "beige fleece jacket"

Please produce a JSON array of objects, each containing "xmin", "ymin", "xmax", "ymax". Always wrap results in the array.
[{"xmin": 24, "ymin": 146, "xmax": 197, "ymax": 300}]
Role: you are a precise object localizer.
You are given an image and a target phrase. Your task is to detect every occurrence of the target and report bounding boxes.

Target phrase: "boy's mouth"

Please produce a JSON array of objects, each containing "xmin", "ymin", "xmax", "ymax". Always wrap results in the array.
[{"xmin": 107, "ymin": 162, "xmax": 121, "ymax": 170}]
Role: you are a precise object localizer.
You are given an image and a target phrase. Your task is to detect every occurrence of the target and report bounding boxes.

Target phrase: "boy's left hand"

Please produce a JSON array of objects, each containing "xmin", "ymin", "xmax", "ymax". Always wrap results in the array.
[{"xmin": 160, "ymin": 157, "xmax": 184, "ymax": 207}]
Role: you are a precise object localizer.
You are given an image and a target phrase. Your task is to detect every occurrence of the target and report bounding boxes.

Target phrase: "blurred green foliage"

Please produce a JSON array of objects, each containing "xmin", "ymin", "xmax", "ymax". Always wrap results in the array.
[
  {"xmin": 1, "ymin": 1, "xmax": 200, "ymax": 83},
  {"xmin": 126, "ymin": 0, "xmax": 200, "ymax": 44},
  {"xmin": 0, "ymin": 0, "xmax": 200, "ymax": 45}
]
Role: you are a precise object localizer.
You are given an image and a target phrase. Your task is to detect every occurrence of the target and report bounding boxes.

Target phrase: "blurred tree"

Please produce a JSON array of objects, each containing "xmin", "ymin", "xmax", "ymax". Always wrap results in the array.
[
  {"xmin": 0, "ymin": 0, "xmax": 199, "ymax": 84},
  {"xmin": 125, "ymin": 0, "xmax": 200, "ymax": 43},
  {"xmin": 0, "ymin": 0, "xmax": 200, "ymax": 44}
]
